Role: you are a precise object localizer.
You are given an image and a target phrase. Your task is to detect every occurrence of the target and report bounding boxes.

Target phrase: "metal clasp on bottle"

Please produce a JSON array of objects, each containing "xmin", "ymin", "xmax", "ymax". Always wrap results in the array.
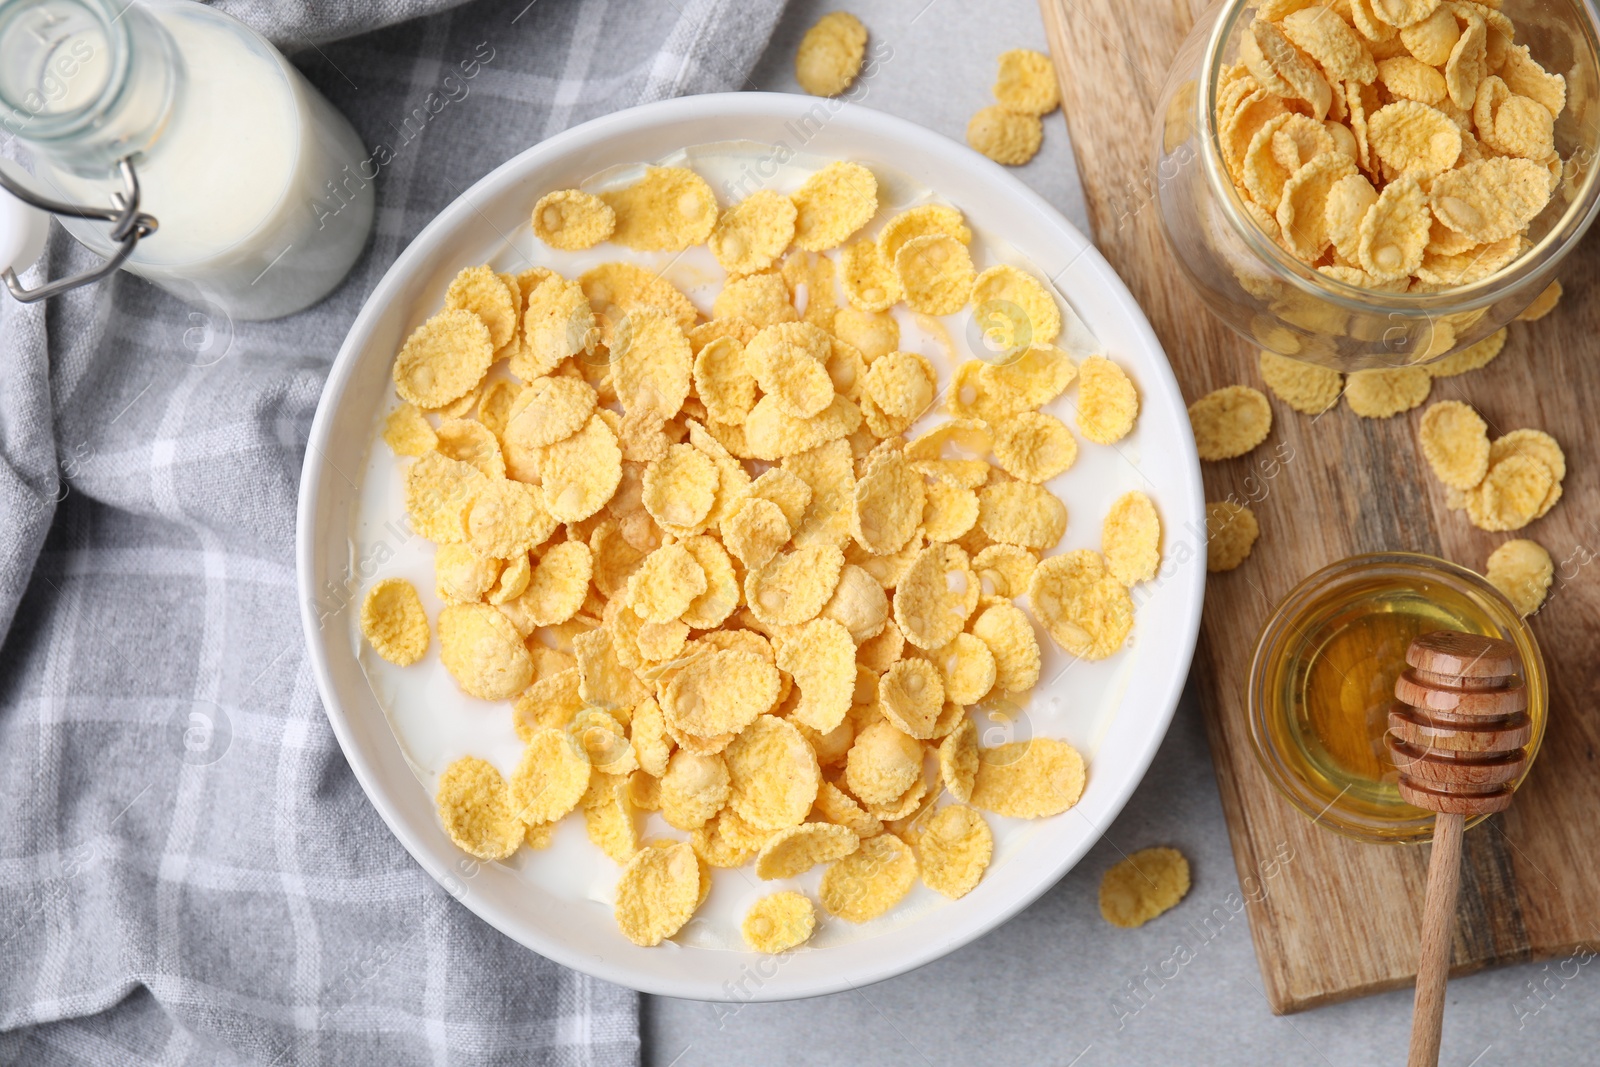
[{"xmin": 1, "ymin": 155, "xmax": 158, "ymax": 302}]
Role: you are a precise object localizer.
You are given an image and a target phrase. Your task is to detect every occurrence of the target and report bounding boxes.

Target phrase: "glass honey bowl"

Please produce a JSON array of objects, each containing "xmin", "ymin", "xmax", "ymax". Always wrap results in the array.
[
  {"xmin": 1247, "ymin": 553, "xmax": 1547, "ymax": 843},
  {"xmin": 1153, "ymin": 0, "xmax": 1600, "ymax": 371}
]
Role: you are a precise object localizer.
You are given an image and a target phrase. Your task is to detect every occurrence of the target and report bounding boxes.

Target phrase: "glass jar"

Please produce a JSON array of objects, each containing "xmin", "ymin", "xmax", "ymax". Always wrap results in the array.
[
  {"xmin": 1153, "ymin": 0, "xmax": 1600, "ymax": 371},
  {"xmin": 0, "ymin": 0, "xmax": 375, "ymax": 320},
  {"xmin": 1246, "ymin": 552, "xmax": 1546, "ymax": 844}
]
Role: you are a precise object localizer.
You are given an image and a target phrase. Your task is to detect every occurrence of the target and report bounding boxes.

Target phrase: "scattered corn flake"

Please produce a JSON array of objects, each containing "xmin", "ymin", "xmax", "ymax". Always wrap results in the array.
[
  {"xmin": 502, "ymin": 376, "xmax": 598, "ymax": 468},
  {"xmin": 1102, "ymin": 490, "xmax": 1162, "ymax": 586},
  {"xmin": 1345, "ymin": 365, "xmax": 1431, "ymax": 417},
  {"xmin": 660, "ymin": 750, "xmax": 732, "ymax": 832},
  {"xmin": 1467, "ymin": 453, "xmax": 1553, "ymax": 531},
  {"xmin": 1250, "ymin": 19, "xmax": 1333, "ymax": 118},
  {"xmin": 832, "ymin": 306, "xmax": 900, "ymax": 362},
  {"xmin": 893, "ymin": 543, "xmax": 980, "ymax": 650},
  {"xmin": 932, "ymin": 632, "xmax": 998, "ymax": 706},
  {"xmin": 1430, "ymin": 157, "xmax": 1551, "ymax": 244},
  {"xmin": 1258, "ymin": 350, "xmax": 1343, "ymax": 413},
  {"xmin": 1076, "ymin": 356, "xmax": 1139, "ymax": 444},
  {"xmin": 512, "ymin": 668, "xmax": 584, "ymax": 739},
  {"xmin": 515, "ymin": 275, "xmax": 597, "ymax": 382},
  {"xmin": 745, "ymin": 543, "xmax": 845, "ymax": 627},
  {"xmin": 692, "ymin": 335, "xmax": 757, "ymax": 426},
  {"xmin": 921, "ymin": 481, "xmax": 981, "ymax": 543},
  {"xmin": 1427, "ymin": 328, "xmax": 1506, "ymax": 378},
  {"xmin": 511, "ymin": 725, "xmax": 592, "ymax": 826},
  {"xmin": 384, "ymin": 403, "xmax": 437, "ymax": 457},
  {"xmin": 1205, "ymin": 501, "xmax": 1260, "ymax": 572},
  {"xmin": 916, "ymin": 804, "xmax": 993, "ymax": 900},
  {"xmin": 539, "ymin": 414, "xmax": 623, "ymax": 522},
  {"xmin": 1488, "ymin": 428, "xmax": 1565, "ymax": 517},
  {"xmin": 861, "ymin": 350, "xmax": 937, "ymax": 437},
  {"xmin": 627, "ymin": 542, "xmax": 708, "ymax": 624},
  {"xmin": 742, "ymin": 890, "xmax": 817, "ymax": 953},
  {"xmin": 778, "ymin": 618, "xmax": 857, "ymax": 733},
  {"xmin": 1099, "ymin": 846, "xmax": 1192, "ymax": 929},
  {"xmin": 852, "ymin": 449, "xmax": 925, "ymax": 555},
  {"xmin": 710, "ymin": 188, "xmax": 797, "ymax": 275},
  {"xmin": 973, "ymin": 544, "xmax": 1038, "ymax": 601},
  {"xmin": 532, "ymin": 189, "xmax": 616, "ymax": 251},
  {"xmin": 993, "ymin": 48, "xmax": 1060, "ymax": 116},
  {"xmin": 967, "ymin": 105, "xmax": 1043, "ymax": 166},
  {"xmin": 1485, "ymin": 538, "xmax": 1553, "ymax": 616},
  {"xmin": 600, "ymin": 166, "xmax": 718, "ymax": 253},
  {"xmin": 610, "ymin": 307, "xmax": 693, "ymax": 418},
  {"xmin": 516, "ymin": 540, "xmax": 592, "ymax": 627},
  {"xmin": 1369, "ymin": 100, "xmax": 1462, "ymax": 178},
  {"xmin": 992, "ymin": 411, "xmax": 1077, "ymax": 483},
  {"xmin": 579, "ymin": 262, "xmax": 698, "ymax": 334},
  {"xmin": 839, "ymin": 239, "xmax": 902, "ymax": 313},
  {"xmin": 435, "ymin": 542, "xmax": 502, "ymax": 603},
  {"xmin": 743, "ymin": 393, "xmax": 863, "ymax": 461},
  {"xmin": 879, "ymin": 657, "xmax": 946, "ymax": 739},
  {"xmin": 1027, "ymin": 549, "xmax": 1133, "ymax": 660},
  {"xmin": 879, "ymin": 204, "xmax": 971, "ymax": 266},
  {"xmin": 894, "ymin": 233, "xmax": 976, "ymax": 316},
  {"xmin": 755, "ymin": 821, "xmax": 860, "ymax": 880},
  {"xmin": 663, "ymin": 649, "xmax": 782, "ymax": 738},
  {"xmin": 465, "ymin": 479, "xmax": 550, "ymax": 560},
  {"xmin": 723, "ymin": 496, "xmax": 792, "ymax": 570},
  {"xmin": 1189, "ymin": 385, "xmax": 1273, "ymax": 461},
  {"xmin": 713, "ymin": 272, "xmax": 799, "ymax": 330},
  {"xmin": 393, "ymin": 309, "xmax": 494, "ymax": 409},
  {"xmin": 438, "ymin": 603, "xmax": 535, "ymax": 700},
  {"xmin": 436, "ymin": 418, "xmax": 506, "ymax": 479},
  {"xmin": 845, "ymin": 721, "xmax": 924, "ymax": 807},
  {"xmin": 1419, "ymin": 400, "xmax": 1490, "ymax": 489},
  {"xmin": 436, "ymin": 756, "xmax": 524, "ymax": 861},
  {"xmin": 969, "ymin": 736, "xmax": 1086, "ymax": 818},
  {"xmin": 819, "ymin": 832, "xmax": 917, "ymax": 923},
  {"xmin": 361, "ymin": 577, "xmax": 430, "ymax": 666},
  {"xmin": 614, "ymin": 840, "xmax": 700, "ymax": 946},
  {"xmin": 725, "ymin": 715, "xmax": 822, "ymax": 831},
  {"xmin": 746, "ymin": 321, "xmax": 834, "ymax": 418},
  {"xmin": 445, "ymin": 265, "xmax": 519, "ymax": 351},
  {"xmin": 1356, "ymin": 175, "xmax": 1430, "ymax": 282},
  {"xmin": 978, "ymin": 482, "xmax": 1067, "ymax": 551},
  {"xmin": 791, "ymin": 161, "xmax": 878, "ymax": 252},
  {"xmin": 795, "ymin": 11, "xmax": 868, "ymax": 97},
  {"xmin": 971, "ymin": 264, "xmax": 1062, "ymax": 349}
]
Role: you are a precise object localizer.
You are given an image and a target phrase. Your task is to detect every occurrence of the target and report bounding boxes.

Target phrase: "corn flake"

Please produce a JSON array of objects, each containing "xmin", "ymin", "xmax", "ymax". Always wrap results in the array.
[
  {"xmin": 539, "ymin": 414, "xmax": 623, "ymax": 522},
  {"xmin": 969, "ymin": 736, "xmax": 1086, "ymax": 818},
  {"xmin": 1102, "ymin": 491, "xmax": 1162, "ymax": 586},
  {"xmin": 532, "ymin": 189, "xmax": 615, "ymax": 251},
  {"xmin": 1075, "ymin": 356, "xmax": 1139, "ymax": 444},
  {"xmin": 1485, "ymin": 538, "xmax": 1553, "ymax": 616},
  {"xmin": 1189, "ymin": 385, "xmax": 1273, "ymax": 461},
  {"xmin": 991, "ymin": 411, "xmax": 1077, "ymax": 483},
  {"xmin": 1430, "ymin": 157, "xmax": 1551, "ymax": 244},
  {"xmin": 580, "ymin": 262, "xmax": 698, "ymax": 334},
  {"xmin": 436, "ymin": 756, "xmax": 525, "ymax": 861},
  {"xmin": 791, "ymin": 161, "xmax": 877, "ymax": 252},
  {"xmin": 745, "ymin": 543, "xmax": 845, "ymax": 627},
  {"xmin": 778, "ymin": 618, "xmax": 857, "ymax": 733},
  {"xmin": 971, "ymin": 265, "xmax": 1062, "ymax": 349},
  {"xmin": 1467, "ymin": 453, "xmax": 1553, "ymax": 531},
  {"xmin": 361, "ymin": 578, "xmax": 430, "ymax": 666},
  {"xmin": 1345, "ymin": 365, "xmax": 1431, "ymax": 417},
  {"xmin": 755, "ymin": 821, "xmax": 860, "ymax": 880},
  {"xmin": 894, "ymin": 234, "xmax": 976, "ymax": 316},
  {"xmin": 600, "ymin": 166, "xmax": 718, "ymax": 253},
  {"xmin": 893, "ymin": 543, "xmax": 980, "ymax": 650},
  {"xmin": 1206, "ymin": 501, "xmax": 1260, "ymax": 572},
  {"xmin": 516, "ymin": 276, "xmax": 597, "ymax": 382},
  {"xmin": 994, "ymin": 48, "xmax": 1060, "ymax": 116},
  {"xmin": 660, "ymin": 750, "xmax": 731, "ymax": 832},
  {"xmin": 916, "ymin": 804, "xmax": 993, "ymax": 899},
  {"xmin": 852, "ymin": 448, "xmax": 925, "ymax": 555},
  {"xmin": 1099, "ymin": 846, "xmax": 1191, "ymax": 928},
  {"xmin": 1418, "ymin": 400, "xmax": 1490, "ymax": 489},
  {"xmin": 465, "ymin": 479, "xmax": 550, "ymax": 560},
  {"xmin": 819, "ymin": 832, "xmax": 917, "ymax": 923},
  {"xmin": 384, "ymin": 403, "xmax": 437, "ymax": 457},
  {"xmin": 711, "ymin": 189, "xmax": 797, "ymax": 275},
  {"xmin": 627, "ymin": 542, "xmax": 707, "ymax": 624},
  {"xmin": 879, "ymin": 657, "xmax": 946, "ymax": 739},
  {"xmin": 614, "ymin": 840, "xmax": 700, "ymax": 946},
  {"xmin": 394, "ymin": 309, "xmax": 494, "ymax": 409},
  {"xmin": 664, "ymin": 649, "xmax": 782, "ymax": 739},
  {"xmin": 511, "ymin": 725, "xmax": 592, "ymax": 825},
  {"xmin": 725, "ymin": 715, "xmax": 821, "ymax": 831},
  {"xmin": 795, "ymin": 11, "xmax": 868, "ymax": 97},
  {"xmin": 832, "ymin": 307, "xmax": 900, "ymax": 362},
  {"xmin": 931, "ymin": 632, "xmax": 997, "ymax": 705},
  {"xmin": 1258, "ymin": 350, "xmax": 1343, "ymax": 413},
  {"xmin": 966, "ymin": 105, "xmax": 1043, "ymax": 166},
  {"xmin": 978, "ymin": 482, "xmax": 1067, "ymax": 551},
  {"xmin": 439, "ymin": 603, "xmax": 535, "ymax": 700}
]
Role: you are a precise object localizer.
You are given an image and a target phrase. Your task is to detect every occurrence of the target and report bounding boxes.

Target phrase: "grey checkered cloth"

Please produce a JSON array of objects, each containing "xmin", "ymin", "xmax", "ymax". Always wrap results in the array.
[{"xmin": 0, "ymin": 0, "xmax": 785, "ymax": 1062}]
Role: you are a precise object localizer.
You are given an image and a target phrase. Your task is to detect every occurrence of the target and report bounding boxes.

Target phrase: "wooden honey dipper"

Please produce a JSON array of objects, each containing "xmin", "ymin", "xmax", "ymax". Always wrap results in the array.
[{"xmin": 1385, "ymin": 630, "xmax": 1530, "ymax": 1067}]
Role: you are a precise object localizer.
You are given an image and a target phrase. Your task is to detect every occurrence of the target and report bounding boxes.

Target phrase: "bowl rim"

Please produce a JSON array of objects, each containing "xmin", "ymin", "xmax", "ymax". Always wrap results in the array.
[{"xmin": 296, "ymin": 90, "xmax": 1207, "ymax": 1001}]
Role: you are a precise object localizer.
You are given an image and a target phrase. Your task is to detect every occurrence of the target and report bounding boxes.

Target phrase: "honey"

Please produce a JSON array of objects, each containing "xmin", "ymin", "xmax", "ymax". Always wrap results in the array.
[{"xmin": 1248, "ymin": 553, "xmax": 1547, "ymax": 844}]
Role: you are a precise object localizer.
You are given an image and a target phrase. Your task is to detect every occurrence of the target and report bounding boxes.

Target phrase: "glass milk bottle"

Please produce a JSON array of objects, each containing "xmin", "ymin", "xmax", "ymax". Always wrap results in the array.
[{"xmin": 0, "ymin": 0, "xmax": 375, "ymax": 320}]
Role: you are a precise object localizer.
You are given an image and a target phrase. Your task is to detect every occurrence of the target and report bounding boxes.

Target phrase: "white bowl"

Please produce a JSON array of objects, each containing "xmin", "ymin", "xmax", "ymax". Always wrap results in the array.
[{"xmin": 297, "ymin": 92, "xmax": 1206, "ymax": 1001}]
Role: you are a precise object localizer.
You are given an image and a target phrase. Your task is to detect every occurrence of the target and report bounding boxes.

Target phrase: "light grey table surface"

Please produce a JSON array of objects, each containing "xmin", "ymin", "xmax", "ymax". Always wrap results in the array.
[{"xmin": 644, "ymin": 2, "xmax": 1599, "ymax": 1065}]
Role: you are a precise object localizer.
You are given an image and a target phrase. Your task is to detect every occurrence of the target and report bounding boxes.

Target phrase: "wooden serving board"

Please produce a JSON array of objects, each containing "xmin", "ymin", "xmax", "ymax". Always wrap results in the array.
[{"xmin": 1040, "ymin": 0, "xmax": 1600, "ymax": 1014}]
